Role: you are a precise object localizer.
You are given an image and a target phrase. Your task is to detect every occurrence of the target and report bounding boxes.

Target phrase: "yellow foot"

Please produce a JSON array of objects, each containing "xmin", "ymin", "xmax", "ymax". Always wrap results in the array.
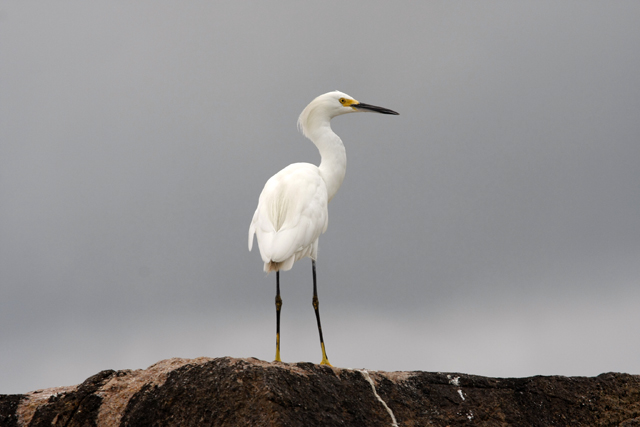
[
  {"xmin": 319, "ymin": 342, "xmax": 332, "ymax": 366},
  {"xmin": 320, "ymin": 358, "xmax": 333, "ymax": 367}
]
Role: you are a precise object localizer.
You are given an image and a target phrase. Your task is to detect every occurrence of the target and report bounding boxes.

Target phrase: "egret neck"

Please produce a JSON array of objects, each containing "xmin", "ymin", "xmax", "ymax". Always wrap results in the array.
[{"xmin": 309, "ymin": 121, "xmax": 347, "ymax": 203}]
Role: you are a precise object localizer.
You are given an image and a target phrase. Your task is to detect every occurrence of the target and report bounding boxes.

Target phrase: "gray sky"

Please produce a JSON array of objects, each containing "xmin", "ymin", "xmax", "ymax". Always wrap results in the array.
[{"xmin": 2, "ymin": 1, "xmax": 639, "ymax": 394}]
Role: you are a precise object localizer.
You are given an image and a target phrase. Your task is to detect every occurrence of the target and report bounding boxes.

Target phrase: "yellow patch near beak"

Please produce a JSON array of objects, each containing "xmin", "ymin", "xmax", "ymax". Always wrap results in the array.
[{"xmin": 339, "ymin": 97, "xmax": 360, "ymax": 110}]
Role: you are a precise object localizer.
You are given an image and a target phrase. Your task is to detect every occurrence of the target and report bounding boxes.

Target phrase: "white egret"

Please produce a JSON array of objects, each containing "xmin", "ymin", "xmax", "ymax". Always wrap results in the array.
[{"xmin": 248, "ymin": 91, "xmax": 398, "ymax": 365}]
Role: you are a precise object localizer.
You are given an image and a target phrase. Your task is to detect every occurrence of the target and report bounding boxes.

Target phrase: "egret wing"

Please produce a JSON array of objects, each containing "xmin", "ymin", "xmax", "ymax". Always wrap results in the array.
[{"xmin": 249, "ymin": 163, "xmax": 328, "ymax": 268}]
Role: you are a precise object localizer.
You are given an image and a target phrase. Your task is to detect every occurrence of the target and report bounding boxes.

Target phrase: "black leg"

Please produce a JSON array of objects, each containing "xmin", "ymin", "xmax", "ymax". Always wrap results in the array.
[
  {"xmin": 275, "ymin": 270, "xmax": 282, "ymax": 362},
  {"xmin": 312, "ymin": 260, "xmax": 331, "ymax": 366}
]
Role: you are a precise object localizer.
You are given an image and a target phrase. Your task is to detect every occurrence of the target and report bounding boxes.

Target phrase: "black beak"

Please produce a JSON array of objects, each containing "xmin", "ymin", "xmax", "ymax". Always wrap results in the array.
[{"xmin": 353, "ymin": 102, "xmax": 399, "ymax": 115}]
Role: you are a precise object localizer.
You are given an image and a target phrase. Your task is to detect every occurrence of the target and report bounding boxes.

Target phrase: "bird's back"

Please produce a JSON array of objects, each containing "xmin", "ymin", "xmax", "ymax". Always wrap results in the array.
[{"xmin": 249, "ymin": 163, "xmax": 329, "ymax": 272}]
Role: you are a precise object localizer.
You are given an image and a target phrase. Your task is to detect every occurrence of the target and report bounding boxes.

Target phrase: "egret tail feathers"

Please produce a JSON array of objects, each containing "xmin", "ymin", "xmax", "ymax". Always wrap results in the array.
[{"xmin": 264, "ymin": 256, "xmax": 295, "ymax": 273}]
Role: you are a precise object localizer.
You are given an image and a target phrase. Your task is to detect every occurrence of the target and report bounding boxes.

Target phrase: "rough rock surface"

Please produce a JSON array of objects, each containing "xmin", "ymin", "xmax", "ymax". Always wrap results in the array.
[{"xmin": 1, "ymin": 356, "xmax": 639, "ymax": 426}]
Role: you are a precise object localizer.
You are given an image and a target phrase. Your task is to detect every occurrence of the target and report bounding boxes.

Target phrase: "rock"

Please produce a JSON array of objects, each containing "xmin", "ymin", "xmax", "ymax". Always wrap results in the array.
[{"xmin": 1, "ymin": 356, "xmax": 639, "ymax": 426}]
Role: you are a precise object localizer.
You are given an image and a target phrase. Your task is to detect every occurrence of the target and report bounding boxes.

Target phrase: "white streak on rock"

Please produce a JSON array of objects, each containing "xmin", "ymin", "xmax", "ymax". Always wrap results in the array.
[{"xmin": 360, "ymin": 369, "xmax": 398, "ymax": 427}]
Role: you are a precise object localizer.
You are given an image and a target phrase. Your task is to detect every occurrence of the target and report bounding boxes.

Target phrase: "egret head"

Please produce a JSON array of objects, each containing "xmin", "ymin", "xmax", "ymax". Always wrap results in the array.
[{"xmin": 298, "ymin": 91, "xmax": 398, "ymax": 139}]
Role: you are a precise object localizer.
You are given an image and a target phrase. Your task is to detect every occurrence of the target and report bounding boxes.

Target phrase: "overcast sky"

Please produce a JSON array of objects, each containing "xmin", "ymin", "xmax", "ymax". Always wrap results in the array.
[{"xmin": 1, "ymin": 1, "xmax": 639, "ymax": 394}]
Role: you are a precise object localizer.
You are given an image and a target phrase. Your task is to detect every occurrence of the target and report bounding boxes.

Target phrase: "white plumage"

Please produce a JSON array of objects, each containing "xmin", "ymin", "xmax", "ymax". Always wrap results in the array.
[
  {"xmin": 249, "ymin": 91, "xmax": 351, "ymax": 272},
  {"xmin": 250, "ymin": 90, "xmax": 399, "ymax": 272},
  {"xmin": 249, "ymin": 162, "xmax": 329, "ymax": 272}
]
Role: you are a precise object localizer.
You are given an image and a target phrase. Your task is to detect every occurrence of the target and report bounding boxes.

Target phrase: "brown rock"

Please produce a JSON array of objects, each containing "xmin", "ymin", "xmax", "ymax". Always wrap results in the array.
[{"xmin": 1, "ymin": 356, "xmax": 639, "ymax": 426}]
